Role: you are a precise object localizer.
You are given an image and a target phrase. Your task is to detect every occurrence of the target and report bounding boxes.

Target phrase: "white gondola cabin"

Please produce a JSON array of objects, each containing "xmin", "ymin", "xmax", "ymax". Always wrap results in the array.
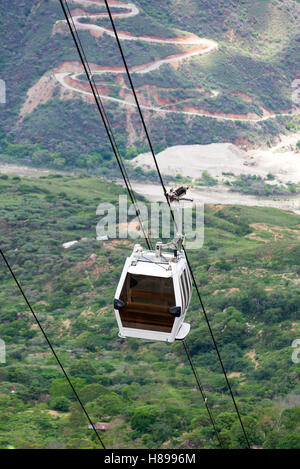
[{"xmin": 114, "ymin": 243, "xmax": 192, "ymax": 342}]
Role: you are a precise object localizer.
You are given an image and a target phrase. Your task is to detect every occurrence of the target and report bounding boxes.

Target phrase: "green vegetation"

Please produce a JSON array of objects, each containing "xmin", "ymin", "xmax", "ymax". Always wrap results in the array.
[
  {"xmin": 0, "ymin": 0, "xmax": 299, "ymax": 176},
  {"xmin": 1, "ymin": 175, "xmax": 300, "ymax": 449},
  {"xmin": 96, "ymin": 11, "xmax": 184, "ymax": 39},
  {"xmin": 196, "ymin": 171, "xmax": 218, "ymax": 187},
  {"xmin": 229, "ymin": 174, "xmax": 300, "ymax": 196},
  {"xmin": 135, "ymin": 0, "xmax": 299, "ymax": 56},
  {"xmin": 1, "ymin": 0, "xmax": 299, "ymax": 450}
]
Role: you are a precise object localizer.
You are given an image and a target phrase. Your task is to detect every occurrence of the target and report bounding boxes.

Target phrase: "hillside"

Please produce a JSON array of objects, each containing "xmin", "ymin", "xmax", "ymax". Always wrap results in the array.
[
  {"xmin": 0, "ymin": 0, "xmax": 299, "ymax": 175},
  {"xmin": 0, "ymin": 174, "xmax": 300, "ymax": 449}
]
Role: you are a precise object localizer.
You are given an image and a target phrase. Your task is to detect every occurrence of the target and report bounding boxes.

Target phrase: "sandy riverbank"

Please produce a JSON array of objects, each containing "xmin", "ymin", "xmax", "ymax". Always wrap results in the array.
[
  {"xmin": 132, "ymin": 133, "xmax": 300, "ymax": 184},
  {"xmin": 129, "ymin": 132, "xmax": 300, "ymax": 213}
]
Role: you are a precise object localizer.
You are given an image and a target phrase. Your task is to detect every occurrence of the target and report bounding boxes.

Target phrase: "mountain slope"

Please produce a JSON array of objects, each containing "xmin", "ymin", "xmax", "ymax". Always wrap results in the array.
[
  {"xmin": 0, "ymin": 174, "xmax": 300, "ymax": 448},
  {"xmin": 0, "ymin": 0, "xmax": 299, "ymax": 175}
]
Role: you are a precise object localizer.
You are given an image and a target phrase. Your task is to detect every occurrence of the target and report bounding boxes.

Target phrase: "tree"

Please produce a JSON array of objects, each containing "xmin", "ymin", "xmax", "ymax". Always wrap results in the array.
[
  {"xmin": 69, "ymin": 360, "xmax": 96, "ymax": 378},
  {"xmin": 87, "ymin": 392, "xmax": 124, "ymax": 416},
  {"xmin": 68, "ymin": 402, "xmax": 87, "ymax": 427},
  {"xmin": 281, "ymin": 407, "xmax": 300, "ymax": 430},
  {"xmin": 230, "ymin": 415, "xmax": 264, "ymax": 448},
  {"xmin": 50, "ymin": 377, "xmax": 86, "ymax": 401},
  {"xmin": 32, "ymin": 150, "xmax": 52, "ymax": 165},
  {"xmin": 131, "ymin": 406, "xmax": 159, "ymax": 434},
  {"xmin": 277, "ymin": 432, "xmax": 300, "ymax": 449},
  {"xmin": 49, "ymin": 396, "xmax": 71, "ymax": 412},
  {"xmin": 80, "ymin": 384, "xmax": 109, "ymax": 404},
  {"xmin": 216, "ymin": 411, "xmax": 237, "ymax": 431}
]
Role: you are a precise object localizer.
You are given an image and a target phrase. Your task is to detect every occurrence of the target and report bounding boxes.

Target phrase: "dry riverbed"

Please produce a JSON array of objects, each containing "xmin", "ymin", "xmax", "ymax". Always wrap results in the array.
[{"xmin": 130, "ymin": 133, "xmax": 300, "ymax": 213}]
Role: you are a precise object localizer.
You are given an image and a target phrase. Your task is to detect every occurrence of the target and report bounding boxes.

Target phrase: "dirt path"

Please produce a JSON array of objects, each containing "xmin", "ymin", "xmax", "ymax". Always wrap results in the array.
[{"xmin": 53, "ymin": 0, "xmax": 296, "ymax": 122}]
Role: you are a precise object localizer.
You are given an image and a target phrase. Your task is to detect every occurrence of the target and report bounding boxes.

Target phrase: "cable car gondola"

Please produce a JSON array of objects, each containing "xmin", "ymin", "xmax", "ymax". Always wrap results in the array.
[{"xmin": 114, "ymin": 187, "xmax": 192, "ymax": 342}]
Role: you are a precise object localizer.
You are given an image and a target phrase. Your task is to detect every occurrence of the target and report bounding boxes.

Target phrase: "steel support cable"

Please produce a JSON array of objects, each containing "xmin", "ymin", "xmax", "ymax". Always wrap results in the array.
[
  {"xmin": 61, "ymin": 0, "xmax": 152, "ymax": 250},
  {"xmin": 102, "ymin": 0, "xmax": 169, "ymax": 201},
  {"xmin": 182, "ymin": 340, "xmax": 223, "ymax": 448},
  {"xmin": 63, "ymin": 0, "xmax": 127, "ymax": 165},
  {"xmin": 182, "ymin": 250, "xmax": 251, "ymax": 449},
  {"xmin": 59, "ymin": 0, "xmax": 153, "ymax": 251},
  {"xmin": 102, "ymin": 0, "xmax": 251, "ymax": 449},
  {"xmin": 62, "ymin": 3, "xmax": 152, "ymax": 252},
  {"xmin": 64, "ymin": 8, "xmax": 153, "ymax": 250},
  {"xmin": 64, "ymin": 0, "xmax": 223, "ymax": 447},
  {"xmin": 63, "ymin": 0, "xmax": 134, "ymax": 188},
  {"xmin": 0, "ymin": 249, "xmax": 106, "ymax": 449}
]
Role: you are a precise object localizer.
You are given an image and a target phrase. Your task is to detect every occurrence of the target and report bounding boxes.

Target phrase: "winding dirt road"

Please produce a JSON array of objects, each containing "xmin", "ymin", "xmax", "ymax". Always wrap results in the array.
[{"xmin": 54, "ymin": 0, "xmax": 297, "ymax": 122}]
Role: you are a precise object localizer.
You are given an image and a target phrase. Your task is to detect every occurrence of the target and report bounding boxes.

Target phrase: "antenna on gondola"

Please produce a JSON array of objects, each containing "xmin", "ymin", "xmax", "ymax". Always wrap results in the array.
[
  {"xmin": 114, "ymin": 187, "xmax": 193, "ymax": 343},
  {"xmin": 59, "ymin": 0, "xmax": 251, "ymax": 448},
  {"xmin": 167, "ymin": 185, "xmax": 193, "ymax": 203},
  {"xmin": 156, "ymin": 186, "xmax": 193, "ymax": 259}
]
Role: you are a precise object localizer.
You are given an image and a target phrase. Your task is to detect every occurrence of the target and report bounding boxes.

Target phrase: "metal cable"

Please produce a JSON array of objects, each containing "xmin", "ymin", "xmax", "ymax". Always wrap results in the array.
[
  {"xmin": 183, "ymin": 340, "xmax": 223, "ymax": 448},
  {"xmin": 0, "ymin": 249, "xmax": 106, "ymax": 449},
  {"xmin": 63, "ymin": 0, "xmax": 224, "ymax": 447},
  {"xmin": 103, "ymin": 0, "xmax": 169, "ymax": 200},
  {"xmin": 60, "ymin": 0, "xmax": 153, "ymax": 250},
  {"xmin": 102, "ymin": 0, "xmax": 251, "ymax": 449}
]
